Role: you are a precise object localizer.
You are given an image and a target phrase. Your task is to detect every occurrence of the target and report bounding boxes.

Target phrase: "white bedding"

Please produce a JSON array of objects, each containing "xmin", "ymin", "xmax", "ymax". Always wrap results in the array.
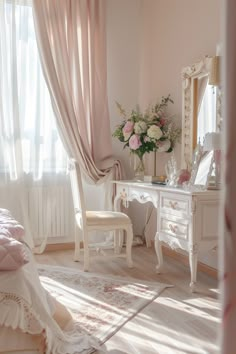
[{"xmin": 0, "ymin": 246, "xmax": 100, "ymax": 354}]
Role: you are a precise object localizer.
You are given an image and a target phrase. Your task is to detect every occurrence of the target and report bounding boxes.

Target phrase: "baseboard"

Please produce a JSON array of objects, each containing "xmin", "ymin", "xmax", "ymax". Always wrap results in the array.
[
  {"xmin": 162, "ymin": 245, "xmax": 218, "ymax": 279},
  {"xmin": 45, "ymin": 242, "xmax": 75, "ymax": 252},
  {"xmin": 44, "ymin": 242, "xmax": 217, "ymax": 279}
]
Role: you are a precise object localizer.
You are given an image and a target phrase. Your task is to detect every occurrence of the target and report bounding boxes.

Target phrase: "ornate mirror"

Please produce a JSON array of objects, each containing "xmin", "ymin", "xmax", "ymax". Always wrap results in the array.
[{"xmin": 181, "ymin": 56, "xmax": 218, "ymax": 168}]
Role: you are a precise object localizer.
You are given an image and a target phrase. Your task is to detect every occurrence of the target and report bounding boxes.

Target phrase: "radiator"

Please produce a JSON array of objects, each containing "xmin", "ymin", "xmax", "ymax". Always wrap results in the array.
[
  {"xmin": 29, "ymin": 180, "xmax": 75, "ymax": 242},
  {"xmin": 0, "ymin": 177, "xmax": 75, "ymax": 243}
]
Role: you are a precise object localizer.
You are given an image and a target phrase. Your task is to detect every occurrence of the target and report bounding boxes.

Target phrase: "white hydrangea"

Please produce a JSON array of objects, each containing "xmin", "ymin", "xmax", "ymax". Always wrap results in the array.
[
  {"xmin": 147, "ymin": 125, "xmax": 163, "ymax": 140},
  {"xmin": 134, "ymin": 121, "xmax": 147, "ymax": 134},
  {"xmin": 157, "ymin": 139, "xmax": 171, "ymax": 152}
]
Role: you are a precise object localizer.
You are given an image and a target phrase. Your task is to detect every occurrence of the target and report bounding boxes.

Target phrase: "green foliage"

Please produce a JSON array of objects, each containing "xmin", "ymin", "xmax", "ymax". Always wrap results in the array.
[{"xmin": 112, "ymin": 123, "xmax": 125, "ymax": 142}]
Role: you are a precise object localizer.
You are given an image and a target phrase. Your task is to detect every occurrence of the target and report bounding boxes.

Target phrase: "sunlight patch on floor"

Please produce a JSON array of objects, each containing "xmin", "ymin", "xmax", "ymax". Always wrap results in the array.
[
  {"xmin": 117, "ymin": 317, "xmax": 220, "ymax": 354},
  {"xmin": 151, "ymin": 296, "xmax": 220, "ymax": 323}
]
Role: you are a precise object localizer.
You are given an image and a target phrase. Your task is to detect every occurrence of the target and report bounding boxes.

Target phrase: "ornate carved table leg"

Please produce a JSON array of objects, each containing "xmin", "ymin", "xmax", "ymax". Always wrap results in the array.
[
  {"xmin": 154, "ymin": 232, "xmax": 163, "ymax": 273},
  {"xmin": 189, "ymin": 244, "xmax": 198, "ymax": 292}
]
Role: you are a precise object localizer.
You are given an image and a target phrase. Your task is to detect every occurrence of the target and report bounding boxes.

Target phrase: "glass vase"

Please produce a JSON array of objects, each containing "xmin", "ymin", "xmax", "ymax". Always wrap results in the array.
[{"xmin": 134, "ymin": 153, "xmax": 145, "ymax": 179}]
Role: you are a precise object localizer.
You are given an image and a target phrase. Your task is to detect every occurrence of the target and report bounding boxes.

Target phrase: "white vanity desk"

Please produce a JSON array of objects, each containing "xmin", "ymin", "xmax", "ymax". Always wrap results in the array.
[{"xmin": 113, "ymin": 180, "xmax": 220, "ymax": 291}]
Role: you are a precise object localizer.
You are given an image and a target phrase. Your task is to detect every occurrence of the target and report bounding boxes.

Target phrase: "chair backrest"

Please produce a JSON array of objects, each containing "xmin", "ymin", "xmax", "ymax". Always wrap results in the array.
[{"xmin": 69, "ymin": 159, "xmax": 87, "ymax": 229}]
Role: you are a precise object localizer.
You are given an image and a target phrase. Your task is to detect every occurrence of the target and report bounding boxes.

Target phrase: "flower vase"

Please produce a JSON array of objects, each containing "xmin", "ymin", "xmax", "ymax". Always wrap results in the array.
[{"xmin": 134, "ymin": 153, "xmax": 145, "ymax": 179}]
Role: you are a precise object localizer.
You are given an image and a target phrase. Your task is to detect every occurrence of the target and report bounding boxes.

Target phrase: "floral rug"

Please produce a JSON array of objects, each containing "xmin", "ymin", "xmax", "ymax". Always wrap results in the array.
[{"xmin": 38, "ymin": 265, "xmax": 171, "ymax": 346}]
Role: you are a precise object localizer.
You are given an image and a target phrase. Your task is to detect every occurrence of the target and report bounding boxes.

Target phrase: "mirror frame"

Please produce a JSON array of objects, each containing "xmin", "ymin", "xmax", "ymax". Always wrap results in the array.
[{"xmin": 181, "ymin": 56, "xmax": 213, "ymax": 169}]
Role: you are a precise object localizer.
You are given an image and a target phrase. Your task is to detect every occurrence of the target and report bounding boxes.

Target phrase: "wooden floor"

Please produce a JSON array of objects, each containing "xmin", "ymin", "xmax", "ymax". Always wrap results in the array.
[{"xmin": 35, "ymin": 246, "xmax": 221, "ymax": 354}]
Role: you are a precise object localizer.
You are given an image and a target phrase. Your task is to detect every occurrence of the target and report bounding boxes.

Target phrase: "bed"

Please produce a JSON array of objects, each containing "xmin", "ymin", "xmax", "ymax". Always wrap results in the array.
[
  {"xmin": 0, "ymin": 326, "xmax": 42, "ymax": 353},
  {"xmin": 0, "ymin": 209, "xmax": 99, "ymax": 354}
]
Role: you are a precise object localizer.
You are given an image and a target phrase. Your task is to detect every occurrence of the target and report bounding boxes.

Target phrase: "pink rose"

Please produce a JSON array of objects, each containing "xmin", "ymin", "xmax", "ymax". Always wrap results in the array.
[
  {"xmin": 177, "ymin": 169, "xmax": 191, "ymax": 185},
  {"xmin": 160, "ymin": 118, "xmax": 166, "ymax": 126},
  {"xmin": 129, "ymin": 134, "xmax": 142, "ymax": 150},
  {"xmin": 122, "ymin": 121, "xmax": 134, "ymax": 141},
  {"xmin": 144, "ymin": 136, "xmax": 151, "ymax": 142},
  {"xmin": 123, "ymin": 121, "xmax": 134, "ymax": 134}
]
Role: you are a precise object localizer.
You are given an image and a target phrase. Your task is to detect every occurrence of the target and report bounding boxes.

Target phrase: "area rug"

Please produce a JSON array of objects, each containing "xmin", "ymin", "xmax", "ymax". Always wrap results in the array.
[{"xmin": 38, "ymin": 265, "xmax": 171, "ymax": 345}]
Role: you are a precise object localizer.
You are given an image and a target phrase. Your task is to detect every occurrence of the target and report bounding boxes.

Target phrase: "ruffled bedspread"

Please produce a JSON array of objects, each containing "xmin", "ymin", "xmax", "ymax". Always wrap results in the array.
[
  {"xmin": 0, "ymin": 209, "xmax": 101, "ymax": 354},
  {"xmin": 0, "ymin": 208, "xmax": 25, "ymax": 241}
]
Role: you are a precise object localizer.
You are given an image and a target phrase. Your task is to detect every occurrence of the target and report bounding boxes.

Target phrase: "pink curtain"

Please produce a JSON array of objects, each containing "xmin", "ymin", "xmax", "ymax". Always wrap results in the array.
[
  {"xmin": 222, "ymin": 0, "xmax": 236, "ymax": 352},
  {"xmin": 32, "ymin": 0, "xmax": 120, "ymax": 183}
]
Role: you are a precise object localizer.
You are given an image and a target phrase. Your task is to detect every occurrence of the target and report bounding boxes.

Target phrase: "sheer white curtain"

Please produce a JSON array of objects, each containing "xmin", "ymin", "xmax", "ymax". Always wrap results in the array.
[
  {"xmin": 0, "ymin": 0, "xmax": 69, "ymax": 249},
  {"xmin": 0, "ymin": 0, "xmax": 67, "ymax": 179}
]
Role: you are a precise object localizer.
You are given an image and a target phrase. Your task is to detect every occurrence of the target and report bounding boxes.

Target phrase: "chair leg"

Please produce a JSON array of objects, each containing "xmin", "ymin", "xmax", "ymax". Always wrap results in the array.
[
  {"xmin": 74, "ymin": 228, "xmax": 81, "ymax": 262},
  {"xmin": 119, "ymin": 230, "xmax": 124, "ymax": 250},
  {"xmin": 125, "ymin": 225, "xmax": 133, "ymax": 268},
  {"xmin": 114, "ymin": 230, "xmax": 123, "ymax": 254},
  {"xmin": 114, "ymin": 230, "xmax": 120, "ymax": 254},
  {"xmin": 83, "ymin": 231, "xmax": 90, "ymax": 272}
]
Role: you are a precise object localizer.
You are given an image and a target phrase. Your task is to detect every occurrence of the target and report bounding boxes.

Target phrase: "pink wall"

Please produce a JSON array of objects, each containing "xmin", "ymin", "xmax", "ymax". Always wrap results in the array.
[
  {"xmin": 107, "ymin": 0, "xmax": 142, "ymax": 179},
  {"xmin": 107, "ymin": 0, "xmax": 221, "ymax": 176},
  {"xmin": 140, "ymin": 0, "xmax": 221, "ymax": 174},
  {"xmin": 107, "ymin": 0, "xmax": 221, "ymax": 267}
]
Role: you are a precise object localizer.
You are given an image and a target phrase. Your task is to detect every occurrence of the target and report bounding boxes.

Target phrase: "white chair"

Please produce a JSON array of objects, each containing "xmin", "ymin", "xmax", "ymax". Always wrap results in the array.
[{"xmin": 69, "ymin": 159, "xmax": 133, "ymax": 271}]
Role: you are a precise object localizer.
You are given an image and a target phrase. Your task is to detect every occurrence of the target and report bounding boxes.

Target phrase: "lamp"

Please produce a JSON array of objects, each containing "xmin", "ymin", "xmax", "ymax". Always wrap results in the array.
[{"xmin": 203, "ymin": 132, "xmax": 221, "ymax": 189}]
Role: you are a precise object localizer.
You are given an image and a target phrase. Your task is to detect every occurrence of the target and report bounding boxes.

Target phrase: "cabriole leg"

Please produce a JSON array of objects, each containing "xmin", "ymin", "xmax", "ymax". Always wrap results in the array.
[
  {"xmin": 154, "ymin": 232, "xmax": 163, "ymax": 273},
  {"xmin": 189, "ymin": 244, "xmax": 198, "ymax": 293}
]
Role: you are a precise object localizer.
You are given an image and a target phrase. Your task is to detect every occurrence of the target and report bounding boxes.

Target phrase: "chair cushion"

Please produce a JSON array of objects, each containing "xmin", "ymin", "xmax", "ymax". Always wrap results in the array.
[{"xmin": 86, "ymin": 211, "xmax": 131, "ymax": 226}]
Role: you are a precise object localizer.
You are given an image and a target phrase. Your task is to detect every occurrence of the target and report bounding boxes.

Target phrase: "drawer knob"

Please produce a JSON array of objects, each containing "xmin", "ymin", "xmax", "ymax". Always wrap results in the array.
[
  {"xmin": 169, "ymin": 223, "xmax": 178, "ymax": 233},
  {"xmin": 169, "ymin": 201, "xmax": 178, "ymax": 209}
]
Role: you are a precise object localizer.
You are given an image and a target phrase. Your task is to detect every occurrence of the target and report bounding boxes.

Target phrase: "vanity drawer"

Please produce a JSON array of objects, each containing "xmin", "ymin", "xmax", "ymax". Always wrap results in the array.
[
  {"xmin": 160, "ymin": 192, "xmax": 190, "ymax": 217},
  {"xmin": 129, "ymin": 186, "xmax": 158, "ymax": 206},
  {"xmin": 159, "ymin": 214, "xmax": 189, "ymax": 241},
  {"xmin": 115, "ymin": 184, "xmax": 158, "ymax": 208}
]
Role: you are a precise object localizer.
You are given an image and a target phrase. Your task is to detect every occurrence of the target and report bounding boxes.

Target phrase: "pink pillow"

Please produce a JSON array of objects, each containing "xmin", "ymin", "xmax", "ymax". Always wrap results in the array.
[
  {"xmin": 0, "ymin": 209, "xmax": 25, "ymax": 241},
  {"xmin": 0, "ymin": 234, "xmax": 29, "ymax": 271}
]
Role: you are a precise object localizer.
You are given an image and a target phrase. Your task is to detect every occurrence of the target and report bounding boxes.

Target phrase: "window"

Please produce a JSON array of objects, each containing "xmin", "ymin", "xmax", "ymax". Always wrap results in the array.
[{"xmin": 0, "ymin": 1, "xmax": 67, "ymax": 180}]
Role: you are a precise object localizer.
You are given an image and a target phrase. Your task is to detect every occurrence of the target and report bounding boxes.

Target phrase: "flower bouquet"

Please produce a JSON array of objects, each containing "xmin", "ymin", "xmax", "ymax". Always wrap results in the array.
[{"xmin": 112, "ymin": 95, "xmax": 181, "ymax": 176}]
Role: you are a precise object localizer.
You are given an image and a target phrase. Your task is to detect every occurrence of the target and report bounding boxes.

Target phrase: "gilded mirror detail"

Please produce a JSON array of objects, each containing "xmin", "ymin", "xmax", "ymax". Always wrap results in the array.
[{"xmin": 181, "ymin": 56, "xmax": 213, "ymax": 168}]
